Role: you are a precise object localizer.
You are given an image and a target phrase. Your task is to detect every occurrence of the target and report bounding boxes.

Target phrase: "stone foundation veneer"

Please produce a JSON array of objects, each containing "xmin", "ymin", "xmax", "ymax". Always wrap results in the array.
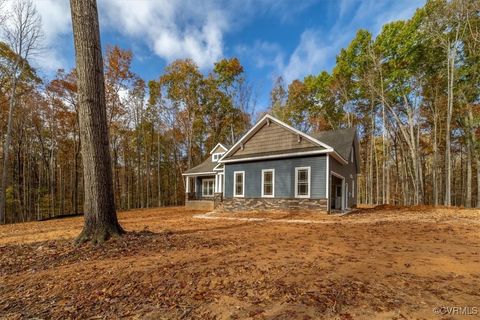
[{"xmin": 221, "ymin": 198, "xmax": 328, "ymax": 213}]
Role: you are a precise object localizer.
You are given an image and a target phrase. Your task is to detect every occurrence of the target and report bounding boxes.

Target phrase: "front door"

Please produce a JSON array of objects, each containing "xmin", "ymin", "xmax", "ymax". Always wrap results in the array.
[
  {"xmin": 330, "ymin": 174, "xmax": 344, "ymax": 211},
  {"xmin": 202, "ymin": 179, "xmax": 215, "ymax": 198},
  {"xmin": 335, "ymin": 185, "xmax": 342, "ymax": 209}
]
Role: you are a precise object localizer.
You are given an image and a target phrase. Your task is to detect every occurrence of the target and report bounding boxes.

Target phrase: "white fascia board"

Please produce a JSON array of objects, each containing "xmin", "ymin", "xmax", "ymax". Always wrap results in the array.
[
  {"xmin": 219, "ymin": 114, "xmax": 336, "ymax": 163},
  {"xmin": 268, "ymin": 115, "xmax": 333, "ymax": 150},
  {"xmin": 330, "ymin": 151, "xmax": 348, "ymax": 165},
  {"xmin": 182, "ymin": 172, "xmax": 216, "ymax": 176},
  {"xmin": 209, "ymin": 143, "xmax": 228, "ymax": 154},
  {"xmin": 218, "ymin": 114, "xmax": 270, "ymax": 161},
  {"xmin": 220, "ymin": 149, "xmax": 333, "ymax": 163},
  {"xmin": 213, "ymin": 163, "xmax": 224, "ymax": 171}
]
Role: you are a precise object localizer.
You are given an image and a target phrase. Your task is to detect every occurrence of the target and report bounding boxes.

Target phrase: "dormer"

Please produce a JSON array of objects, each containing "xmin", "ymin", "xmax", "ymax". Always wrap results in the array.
[
  {"xmin": 210, "ymin": 143, "xmax": 228, "ymax": 163},
  {"xmin": 212, "ymin": 152, "xmax": 224, "ymax": 162}
]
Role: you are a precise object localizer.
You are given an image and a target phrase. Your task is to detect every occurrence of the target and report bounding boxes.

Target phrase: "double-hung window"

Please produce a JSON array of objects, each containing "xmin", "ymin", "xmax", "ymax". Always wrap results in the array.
[
  {"xmin": 234, "ymin": 171, "xmax": 245, "ymax": 197},
  {"xmin": 295, "ymin": 167, "xmax": 311, "ymax": 198},
  {"xmin": 261, "ymin": 169, "xmax": 275, "ymax": 197}
]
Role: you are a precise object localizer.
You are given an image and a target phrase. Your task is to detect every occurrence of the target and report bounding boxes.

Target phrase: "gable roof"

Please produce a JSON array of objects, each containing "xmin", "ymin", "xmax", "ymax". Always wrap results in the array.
[
  {"xmin": 219, "ymin": 114, "xmax": 334, "ymax": 162},
  {"xmin": 209, "ymin": 143, "xmax": 229, "ymax": 154},
  {"xmin": 311, "ymin": 127, "xmax": 357, "ymax": 161},
  {"xmin": 183, "ymin": 116, "xmax": 358, "ymax": 175}
]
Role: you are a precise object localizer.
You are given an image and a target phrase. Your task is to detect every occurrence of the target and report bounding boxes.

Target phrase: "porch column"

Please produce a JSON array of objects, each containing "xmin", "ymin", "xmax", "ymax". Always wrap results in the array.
[{"xmin": 186, "ymin": 176, "xmax": 190, "ymax": 193}]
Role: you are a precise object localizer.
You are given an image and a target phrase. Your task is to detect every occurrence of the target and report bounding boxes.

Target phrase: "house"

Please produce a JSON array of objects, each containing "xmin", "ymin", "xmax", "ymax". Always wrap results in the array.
[{"xmin": 182, "ymin": 114, "xmax": 360, "ymax": 213}]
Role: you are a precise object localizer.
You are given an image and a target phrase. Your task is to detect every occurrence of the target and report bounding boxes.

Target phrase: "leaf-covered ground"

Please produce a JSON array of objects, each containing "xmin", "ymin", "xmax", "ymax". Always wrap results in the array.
[{"xmin": 1, "ymin": 206, "xmax": 479, "ymax": 319}]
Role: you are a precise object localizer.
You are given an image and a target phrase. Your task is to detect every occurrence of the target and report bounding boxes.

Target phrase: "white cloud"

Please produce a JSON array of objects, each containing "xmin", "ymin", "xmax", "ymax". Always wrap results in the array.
[
  {"xmin": 99, "ymin": 0, "xmax": 230, "ymax": 69},
  {"xmin": 277, "ymin": 0, "xmax": 425, "ymax": 83},
  {"xmin": 236, "ymin": 40, "xmax": 284, "ymax": 71},
  {"xmin": 0, "ymin": 0, "xmax": 72, "ymax": 74},
  {"xmin": 282, "ymin": 30, "xmax": 334, "ymax": 83}
]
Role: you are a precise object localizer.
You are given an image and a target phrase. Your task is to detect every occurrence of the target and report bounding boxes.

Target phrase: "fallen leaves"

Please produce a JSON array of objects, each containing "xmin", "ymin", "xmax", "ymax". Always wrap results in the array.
[{"xmin": 0, "ymin": 206, "xmax": 479, "ymax": 319}]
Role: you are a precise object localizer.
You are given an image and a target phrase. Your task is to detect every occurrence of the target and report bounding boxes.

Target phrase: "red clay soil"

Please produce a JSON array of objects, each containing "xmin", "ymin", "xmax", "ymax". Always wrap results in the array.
[{"xmin": 0, "ymin": 206, "xmax": 479, "ymax": 319}]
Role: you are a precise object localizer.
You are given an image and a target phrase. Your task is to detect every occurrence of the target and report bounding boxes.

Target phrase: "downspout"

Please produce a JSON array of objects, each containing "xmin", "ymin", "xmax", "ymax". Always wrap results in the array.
[{"xmin": 326, "ymin": 154, "xmax": 330, "ymax": 213}]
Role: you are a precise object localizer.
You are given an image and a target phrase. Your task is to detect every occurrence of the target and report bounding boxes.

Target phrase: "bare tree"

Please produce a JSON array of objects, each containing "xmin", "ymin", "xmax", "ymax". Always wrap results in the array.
[
  {"xmin": 0, "ymin": 0, "xmax": 43, "ymax": 224},
  {"xmin": 0, "ymin": 0, "xmax": 6, "ymax": 25},
  {"xmin": 70, "ymin": 0, "xmax": 124, "ymax": 243}
]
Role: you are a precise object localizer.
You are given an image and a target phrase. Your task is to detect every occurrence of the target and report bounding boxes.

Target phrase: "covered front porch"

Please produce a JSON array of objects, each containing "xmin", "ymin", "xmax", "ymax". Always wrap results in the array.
[{"xmin": 184, "ymin": 173, "xmax": 224, "ymax": 210}]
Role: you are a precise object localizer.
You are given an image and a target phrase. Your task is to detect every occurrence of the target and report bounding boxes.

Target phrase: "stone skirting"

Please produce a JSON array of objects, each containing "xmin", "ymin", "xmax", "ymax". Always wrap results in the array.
[
  {"xmin": 221, "ymin": 198, "xmax": 328, "ymax": 213},
  {"xmin": 214, "ymin": 193, "xmax": 223, "ymax": 210}
]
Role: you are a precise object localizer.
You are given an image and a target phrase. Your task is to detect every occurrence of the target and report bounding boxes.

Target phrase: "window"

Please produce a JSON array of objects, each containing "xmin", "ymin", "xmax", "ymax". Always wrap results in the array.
[
  {"xmin": 295, "ymin": 167, "xmax": 311, "ymax": 198},
  {"xmin": 234, "ymin": 171, "xmax": 245, "ymax": 197},
  {"xmin": 202, "ymin": 179, "xmax": 214, "ymax": 197},
  {"xmin": 212, "ymin": 153, "xmax": 224, "ymax": 162},
  {"xmin": 261, "ymin": 169, "xmax": 275, "ymax": 197}
]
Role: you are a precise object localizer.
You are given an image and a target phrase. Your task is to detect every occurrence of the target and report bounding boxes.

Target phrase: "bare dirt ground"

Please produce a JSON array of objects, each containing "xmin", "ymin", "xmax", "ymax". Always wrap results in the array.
[{"xmin": 1, "ymin": 206, "xmax": 479, "ymax": 319}]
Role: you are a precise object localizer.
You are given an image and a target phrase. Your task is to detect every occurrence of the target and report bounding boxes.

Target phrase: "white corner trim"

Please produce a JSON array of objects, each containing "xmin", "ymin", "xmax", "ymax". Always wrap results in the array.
[
  {"xmin": 233, "ymin": 171, "xmax": 245, "ymax": 197},
  {"xmin": 294, "ymin": 166, "xmax": 311, "ymax": 198},
  {"xmin": 326, "ymin": 154, "xmax": 329, "ymax": 200},
  {"xmin": 261, "ymin": 169, "xmax": 275, "ymax": 198}
]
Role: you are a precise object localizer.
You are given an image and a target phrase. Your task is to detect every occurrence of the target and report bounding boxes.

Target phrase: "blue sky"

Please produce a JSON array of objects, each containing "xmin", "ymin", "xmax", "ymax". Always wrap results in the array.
[{"xmin": 8, "ymin": 0, "xmax": 425, "ymax": 109}]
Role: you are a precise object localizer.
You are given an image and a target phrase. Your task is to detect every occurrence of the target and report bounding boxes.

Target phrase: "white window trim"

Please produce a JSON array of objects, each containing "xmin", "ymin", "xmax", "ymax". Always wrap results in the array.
[
  {"xmin": 212, "ymin": 153, "xmax": 224, "ymax": 162},
  {"xmin": 202, "ymin": 178, "xmax": 215, "ymax": 197},
  {"xmin": 233, "ymin": 171, "xmax": 245, "ymax": 198},
  {"xmin": 295, "ymin": 167, "xmax": 311, "ymax": 198},
  {"xmin": 261, "ymin": 169, "xmax": 275, "ymax": 198}
]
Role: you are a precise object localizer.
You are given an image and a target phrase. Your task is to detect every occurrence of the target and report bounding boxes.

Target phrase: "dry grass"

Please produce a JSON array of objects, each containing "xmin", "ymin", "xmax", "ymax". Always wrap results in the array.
[{"xmin": 1, "ymin": 206, "xmax": 479, "ymax": 319}]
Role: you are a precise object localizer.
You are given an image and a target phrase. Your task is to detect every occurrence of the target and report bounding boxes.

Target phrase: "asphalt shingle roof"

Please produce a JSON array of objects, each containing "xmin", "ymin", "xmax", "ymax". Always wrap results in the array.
[
  {"xmin": 311, "ymin": 127, "xmax": 356, "ymax": 161},
  {"xmin": 185, "ymin": 126, "xmax": 356, "ymax": 174},
  {"xmin": 184, "ymin": 155, "xmax": 217, "ymax": 174}
]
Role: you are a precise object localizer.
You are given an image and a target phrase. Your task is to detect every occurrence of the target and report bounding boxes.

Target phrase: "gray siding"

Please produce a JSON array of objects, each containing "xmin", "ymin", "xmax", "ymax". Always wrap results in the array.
[
  {"xmin": 224, "ymin": 155, "xmax": 327, "ymax": 199},
  {"xmin": 329, "ymin": 143, "xmax": 358, "ymax": 208}
]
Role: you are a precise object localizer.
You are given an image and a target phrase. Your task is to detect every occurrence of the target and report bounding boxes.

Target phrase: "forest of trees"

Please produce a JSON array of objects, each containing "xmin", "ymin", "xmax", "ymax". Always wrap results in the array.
[
  {"xmin": 0, "ymin": 0, "xmax": 478, "ymax": 223},
  {"xmin": 270, "ymin": 0, "xmax": 479, "ymax": 208}
]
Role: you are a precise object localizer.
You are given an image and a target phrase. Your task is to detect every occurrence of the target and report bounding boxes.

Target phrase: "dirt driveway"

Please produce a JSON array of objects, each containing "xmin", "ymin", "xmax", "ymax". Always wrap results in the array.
[{"xmin": 1, "ymin": 206, "xmax": 479, "ymax": 319}]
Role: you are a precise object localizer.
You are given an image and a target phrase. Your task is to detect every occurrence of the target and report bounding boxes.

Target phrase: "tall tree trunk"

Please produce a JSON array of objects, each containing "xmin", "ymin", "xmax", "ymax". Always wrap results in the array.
[
  {"xmin": 432, "ymin": 109, "xmax": 439, "ymax": 206},
  {"xmin": 466, "ymin": 138, "xmax": 472, "ymax": 208},
  {"xmin": 444, "ymin": 48, "xmax": 454, "ymax": 206},
  {"xmin": 0, "ymin": 72, "xmax": 19, "ymax": 224},
  {"xmin": 70, "ymin": 0, "xmax": 123, "ymax": 243}
]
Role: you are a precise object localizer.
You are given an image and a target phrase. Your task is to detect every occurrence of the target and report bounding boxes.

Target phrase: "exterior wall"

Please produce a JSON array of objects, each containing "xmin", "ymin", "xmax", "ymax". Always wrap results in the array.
[
  {"xmin": 222, "ymin": 198, "xmax": 327, "ymax": 213},
  {"xmin": 228, "ymin": 121, "xmax": 319, "ymax": 158},
  {"xmin": 329, "ymin": 145, "xmax": 358, "ymax": 208},
  {"xmin": 224, "ymin": 155, "xmax": 327, "ymax": 199},
  {"xmin": 210, "ymin": 144, "xmax": 227, "ymax": 155}
]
